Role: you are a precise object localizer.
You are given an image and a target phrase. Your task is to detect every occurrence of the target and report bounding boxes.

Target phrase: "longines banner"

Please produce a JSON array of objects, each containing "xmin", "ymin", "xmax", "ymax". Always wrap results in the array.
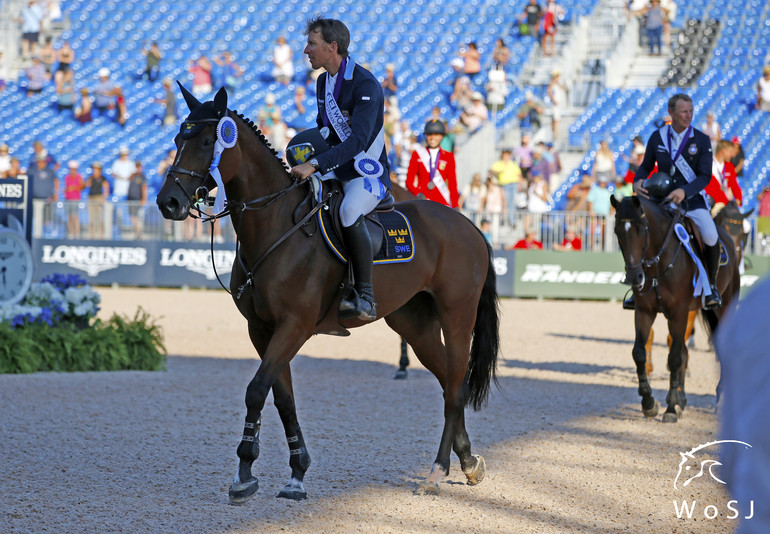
[{"xmin": 30, "ymin": 240, "xmax": 769, "ymax": 297}]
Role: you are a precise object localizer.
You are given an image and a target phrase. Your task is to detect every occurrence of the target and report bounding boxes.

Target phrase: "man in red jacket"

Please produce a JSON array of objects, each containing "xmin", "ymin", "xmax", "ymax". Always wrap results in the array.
[
  {"xmin": 705, "ymin": 139, "xmax": 742, "ymax": 213},
  {"xmin": 406, "ymin": 119, "xmax": 459, "ymax": 207}
]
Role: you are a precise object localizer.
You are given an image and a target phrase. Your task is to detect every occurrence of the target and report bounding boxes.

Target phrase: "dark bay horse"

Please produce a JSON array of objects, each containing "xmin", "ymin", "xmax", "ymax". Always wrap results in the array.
[
  {"xmin": 610, "ymin": 195, "xmax": 740, "ymax": 422},
  {"xmin": 156, "ymin": 86, "xmax": 500, "ymax": 502}
]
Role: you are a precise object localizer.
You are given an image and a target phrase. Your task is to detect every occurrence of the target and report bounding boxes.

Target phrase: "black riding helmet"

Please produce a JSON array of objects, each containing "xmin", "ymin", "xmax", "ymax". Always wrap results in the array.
[
  {"xmin": 643, "ymin": 172, "xmax": 673, "ymax": 199},
  {"xmin": 424, "ymin": 119, "xmax": 446, "ymax": 136},
  {"xmin": 285, "ymin": 128, "xmax": 329, "ymax": 167}
]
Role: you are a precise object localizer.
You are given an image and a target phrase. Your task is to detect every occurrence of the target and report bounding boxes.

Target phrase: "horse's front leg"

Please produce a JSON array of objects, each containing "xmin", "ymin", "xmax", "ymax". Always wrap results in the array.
[
  {"xmin": 272, "ymin": 365, "xmax": 311, "ymax": 500},
  {"xmin": 633, "ymin": 308, "xmax": 659, "ymax": 418},
  {"xmin": 663, "ymin": 309, "xmax": 688, "ymax": 423},
  {"xmin": 229, "ymin": 321, "xmax": 311, "ymax": 505}
]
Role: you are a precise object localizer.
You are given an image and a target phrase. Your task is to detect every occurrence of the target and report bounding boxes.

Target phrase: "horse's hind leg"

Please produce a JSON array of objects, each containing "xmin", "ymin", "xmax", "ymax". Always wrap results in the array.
[
  {"xmin": 385, "ymin": 294, "xmax": 473, "ymax": 495},
  {"xmin": 633, "ymin": 310, "xmax": 659, "ymax": 418},
  {"xmin": 663, "ymin": 309, "xmax": 689, "ymax": 423},
  {"xmin": 272, "ymin": 366, "xmax": 311, "ymax": 500},
  {"xmin": 394, "ymin": 337, "xmax": 409, "ymax": 380}
]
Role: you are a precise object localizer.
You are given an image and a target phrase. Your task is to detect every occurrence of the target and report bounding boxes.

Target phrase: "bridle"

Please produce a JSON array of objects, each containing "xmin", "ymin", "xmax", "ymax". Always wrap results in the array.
[{"xmin": 165, "ymin": 112, "xmax": 329, "ymax": 297}]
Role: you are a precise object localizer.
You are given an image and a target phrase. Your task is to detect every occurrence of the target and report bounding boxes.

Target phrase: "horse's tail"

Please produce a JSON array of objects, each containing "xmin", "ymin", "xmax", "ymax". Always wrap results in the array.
[
  {"xmin": 700, "ymin": 308, "xmax": 720, "ymax": 341},
  {"xmin": 467, "ymin": 239, "xmax": 500, "ymax": 411}
]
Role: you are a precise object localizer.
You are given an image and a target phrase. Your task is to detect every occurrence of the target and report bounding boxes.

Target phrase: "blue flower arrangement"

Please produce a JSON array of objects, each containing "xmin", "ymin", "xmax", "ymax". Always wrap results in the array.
[{"xmin": 0, "ymin": 274, "xmax": 101, "ymax": 328}]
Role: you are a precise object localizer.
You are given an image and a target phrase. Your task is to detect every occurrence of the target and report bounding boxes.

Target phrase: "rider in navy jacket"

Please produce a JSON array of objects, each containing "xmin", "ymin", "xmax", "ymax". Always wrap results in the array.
[
  {"xmin": 631, "ymin": 93, "xmax": 722, "ymax": 310},
  {"xmin": 313, "ymin": 59, "xmax": 391, "ymax": 194}
]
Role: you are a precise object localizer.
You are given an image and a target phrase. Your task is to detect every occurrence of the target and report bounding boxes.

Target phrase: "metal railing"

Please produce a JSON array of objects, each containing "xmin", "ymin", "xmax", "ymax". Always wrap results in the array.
[{"xmin": 29, "ymin": 199, "xmax": 770, "ymax": 256}]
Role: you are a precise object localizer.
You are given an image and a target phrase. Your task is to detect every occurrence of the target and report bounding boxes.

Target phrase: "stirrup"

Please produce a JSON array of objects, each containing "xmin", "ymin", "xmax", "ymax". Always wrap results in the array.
[{"xmin": 622, "ymin": 290, "xmax": 635, "ymax": 310}]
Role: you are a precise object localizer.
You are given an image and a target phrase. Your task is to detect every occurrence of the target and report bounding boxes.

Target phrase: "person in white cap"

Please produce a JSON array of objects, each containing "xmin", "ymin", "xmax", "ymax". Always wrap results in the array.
[
  {"xmin": 110, "ymin": 146, "xmax": 133, "ymax": 200},
  {"xmin": 460, "ymin": 91, "xmax": 489, "ymax": 131},
  {"xmin": 93, "ymin": 68, "xmax": 117, "ymax": 115}
]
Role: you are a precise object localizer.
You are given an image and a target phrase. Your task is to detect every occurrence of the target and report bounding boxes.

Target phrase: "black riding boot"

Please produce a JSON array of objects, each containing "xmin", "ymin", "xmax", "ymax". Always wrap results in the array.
[
  {"xmin": 339, "ymin": 215, "xmax": 377, "ymax": 322},
  {"xmin": 704, "ymin": 243, "xmax": 722, "ymax": 309}
]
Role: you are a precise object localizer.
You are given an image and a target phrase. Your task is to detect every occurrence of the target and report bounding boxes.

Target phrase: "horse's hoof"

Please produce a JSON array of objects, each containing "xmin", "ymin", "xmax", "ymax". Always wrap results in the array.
[
  {"xmin": 675, "ymin": 404, "xmax": 684, "ymax": 418},
  {"xmin": 642, "ymin": 399, "xmax": 660, "ymax": 418},
  {"xmin": 661, "ymin": 412, "xmax": 678, "ymax": 423},
  {"xmin": 393, "ymin": 368, "xmax": 408, "ymax": 380},
  {"xmin": 229, "ymin": 476, "xmax": 259, "ymax": 505},
  {"xmin": 414, "ymin": 480, "xmax": 440, "ymax": 496},
  {"xmin": 463, "ymin": 454, "xmax": 486, "ymax": 485},
  {"xmin": 277, "ymin": 478, "xmax": 307, "ymax": 500},
  {"xmin": 277, "ymin": 488, "xmax": 307, "ymax": 501}
]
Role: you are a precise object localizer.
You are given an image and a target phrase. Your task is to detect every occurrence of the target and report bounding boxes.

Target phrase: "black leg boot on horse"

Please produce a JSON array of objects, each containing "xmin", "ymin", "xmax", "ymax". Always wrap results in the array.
[
  {"xmin": 339, "ymin": 215, "xmax": 377, "ymax": 322},
  {"xmin": 704, "ymin": 244, "xmax": 722, "ymax": 309}
]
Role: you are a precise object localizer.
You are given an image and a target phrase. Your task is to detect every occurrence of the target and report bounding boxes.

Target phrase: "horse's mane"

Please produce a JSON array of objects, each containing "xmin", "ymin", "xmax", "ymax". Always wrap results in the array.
[{"xmin": 232, "ymin": 111, "xmax": 292, "ymax": 174}]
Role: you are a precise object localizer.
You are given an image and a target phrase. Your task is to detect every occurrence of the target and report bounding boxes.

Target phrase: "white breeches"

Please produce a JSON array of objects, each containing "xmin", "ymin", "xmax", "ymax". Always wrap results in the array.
[
  {"xmin": 685, "ymin": 208, "xmax": 719, "ymax": 247},
  {"xmin": 340, "ymin": 176, "xmax": 386, "ymax": 227}
]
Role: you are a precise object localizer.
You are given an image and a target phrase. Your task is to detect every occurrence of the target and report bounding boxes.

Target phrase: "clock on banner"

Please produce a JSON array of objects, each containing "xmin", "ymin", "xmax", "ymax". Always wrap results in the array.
[{"xmin": 0, "ymin": 226, "xmax": 34, "ymax": 306}]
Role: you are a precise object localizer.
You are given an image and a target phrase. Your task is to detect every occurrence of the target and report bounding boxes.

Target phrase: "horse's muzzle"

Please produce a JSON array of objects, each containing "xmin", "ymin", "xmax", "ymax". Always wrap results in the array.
[
  {"xmin": 156, "ymin": 193, "xmax": 189, "ymax": 221},
  {"xmin": 624, "ymin": 268, "xmax": 645, "ymax": 290}
]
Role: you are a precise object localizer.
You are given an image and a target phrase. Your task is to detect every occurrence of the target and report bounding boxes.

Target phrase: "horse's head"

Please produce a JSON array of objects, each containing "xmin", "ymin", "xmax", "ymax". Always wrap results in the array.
[
  {"xmin": 611, "ymin": 195, "xmax": 649, "ymax": 289},
  {"xmin": 714, "ymin": 200, "xmax": 753, "ymax": 251},
  {"xmin": 156, "ymin": 83, "xmax": 237, "ymax": 220}
]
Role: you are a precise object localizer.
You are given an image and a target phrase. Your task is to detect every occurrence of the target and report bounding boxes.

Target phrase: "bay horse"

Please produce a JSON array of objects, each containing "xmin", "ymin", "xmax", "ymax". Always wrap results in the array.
[
  {"xmin": 610, "ymin": 195, "xmax": 740, "ymax": 422},
  {"xmin": 156, "ymin": 86, "xmax": 500, "ymax": 502}
]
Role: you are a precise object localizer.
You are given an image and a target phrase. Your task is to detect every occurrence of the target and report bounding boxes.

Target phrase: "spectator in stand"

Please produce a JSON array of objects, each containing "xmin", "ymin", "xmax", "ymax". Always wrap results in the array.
[
  {"xmin": 188, "ymin": 55, "xmax": 213, "ymax": 96},
  {"xmin": 406, "ymin": 119, "xmax": 459, "ymax": 208},
  {"xmin": 479, "ymin": 218, "xmax": 493, "ymax": 246},
  {"xmin": 701, "ymin": 111, "xmax": 721, "ymax": 152},
  {"xmin": 490, "ymin": 148, "xmax": 523, "ymax": 224},
  {"xmin": 459, "ymin": 172, "xmax": 487, "ymax": 224},
  {"xmin": 28, "ymin": 154, "xmax": 58, "ymax": 202},
  {"xmin": 74, "ymin": 88, "xmax": 93, "ymax": 124},
  {"xmin": 705, "ymin": 139, "xmax": 742, "ymax": 213},
  {"xmin": 24, "ymin": 57, "xmax": 49, "ymax": 97},
  {"xmin": 757, "ymin": 66, "xmax": 770, "ymax": 113},
  {"xmin": 157, "ymin": 148, "xmax": 176, "ymax": 177},
  {"xmin": 0, "ymin": 144, "xmax": 11, "ymax": 176},
  {"xmin": 622, "ymin": 139, "xmax": 646, "ymax": 182},
  {"xmin": 553, "ymin": 227, "xmax": 582, "ymax": 251},
  {"xmin": 38, "ymin": 37, "xmax": 56, "ymax": 74},
  {"xmin": 258, "ymin": 93, "xmax": 285, "ymax": 149},
  {"xmin": 114, "ymin": 85, "xmax": 127, "ymax": 126},
  {"xmin": 730, "ymin": 136, "xmax": 745, "ymax": 178},
  {"xmin": 19, "ymin": 1, "xmax": 44, "ymax": 60},
  {"xmin": 393, "ymin": 119, "xmax": 416, "ymax": 185},
  {"xmin": 491, "ymin": 38, "xmax": 511, "ymax": 72},
  {"xmin": 511, "ymin": 228, "xmax": 543, "ymax": 250},
  {"xmin": 293, "ymin": 84, "xmax": 307, "ymax": 116},
  {"xmin": 384, "ymin": 95, "xmax": 401, "ymax": 124},
  {"xmin": 757, "ymin": 184, "xmax": 770, "ymax": 239},
  {"xmin": 0, "ymin": 51, "xmax": 8, "ymax": 93},
  {"xmin": 614, "ymin": 175, "xmax": 633, "ymax": 199},
  {"xmin": 459, "ymin": 91, "xmax": 489, "ymax": 131},
  {"xmin": 55, "ymin": 66, "xmax": 75, "ymax": 112},
  {"xmin": 30, "ymin": 140, "xmax": 58, "ymax": 172},
  {"xmin": 591, "ymin": 139, "xmax": 616, "ymax": 184},
  {"xmin": 587, "ymin": 178, "xmax": 612, "ymax": 246},
  {"xmin": 527, "ymin": 169, "xmax": 551, "ymax": 214},
  {"xmin": 153, "ymin": 77, "xmax": 177, "ymax": 126},
  {"xmin": 542, "ymin": 0, "xmax": 565, "ymax": 56},
  {"xmin": 460, "ymin": 42, "xmax": 481, "ymax": 81},
  {"xmin": 2, "ymin": 157, "xmax": 25, "ymax": 179},
  {"xmin": 519, "ymin": 0, "xmax": 543, "ymax": 38},
  {"xmin": 63, "ymin": 160, "xmax": 84, "ymax": 238},
  {"xmin": 140, "ymin": 41, "xmax": 162, "ymax": 82},
  {"xmin": 517, "ymin": 91, "xmax": 544, "ymax": 131},
  {"xmin": 485, "ymin": 68, "xmax": 508, "ymax": 114},
  {"xmin": 381, "ymin": 63, "xmax": 398, "ymax": 99},
  {"xmin": 93, "ymin": 68, "xmax": 117, "ymax": 116},
  {"xmin": 54, "ymin": 40, "xmax": 74, "ymax": 85},
  {"xmin": 566, "ymin": 173, "xmax": 592, "ymax": 212},
  {"xmin": 661, "ymin": 0, "xmax": 677, "ymax": 48},
  {"xmin": 214, "ymin": 51, "xmax": 243, "ymax": 95},
  {"xmin": 127, "ymin": 160, "xmax": 148, "ymax": 239},
  {"xmin": 449, "ymin": 74, "xmax": 472, "ymax": 112},
  {"xmin": 544, "ymin": 141, "xmax": 562, "ymax": 188},
  {"xmin": 531, "ymin": 142, "xmax": 552, "ymax": 188},
  {"xmin": 271, "ymin": 36, "xmax": 294, "ymax": 86},
  {"xmin": 641, "ymin": 0, "xmax": 666, "ymax": 56},
  {"xmin": 514, "ymin": 133, "xmax": 534, "ymax": 181},
  {"xmin": 547, "ymin": 69, "xmax": 568, "ymax": 141},
  {"xmin": 85, "ymin": 161, "xmax": 108, "ymax": 239},
  {"xmin": 110, "ymin": 146, "xmax": 134, "ymax": 201},
  {"xmin": 481, "ymin": 174, "xmax": 506, "ymax": 248}
]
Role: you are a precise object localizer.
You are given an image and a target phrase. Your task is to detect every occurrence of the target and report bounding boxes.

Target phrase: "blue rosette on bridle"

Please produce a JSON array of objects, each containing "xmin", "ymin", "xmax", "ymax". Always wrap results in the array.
[{"xmin": 208, "ymin": 116, "xmax": 238, "ymax": 214}]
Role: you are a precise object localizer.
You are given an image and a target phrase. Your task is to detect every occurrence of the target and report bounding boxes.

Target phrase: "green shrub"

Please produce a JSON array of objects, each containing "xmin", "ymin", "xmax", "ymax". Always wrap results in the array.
[{"xmin": 0, "ymin": 307, "xmax": 166, "ymax": 374}]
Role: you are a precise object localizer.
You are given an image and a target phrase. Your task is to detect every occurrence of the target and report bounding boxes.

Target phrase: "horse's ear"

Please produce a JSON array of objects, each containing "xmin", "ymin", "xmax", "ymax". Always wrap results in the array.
[
  {"xmin": 177, "ymin": 81, "xmax": 201, "ymax": 111},
  {"xmin": 744, "ymin": 208, "xmax": 755, "ymax": 218},
  {"xmin": 213, "ymin": 87, "xmax": 228, "ymax": 118},
  {"xmin": 610, "ymin": 195, "xmax": 619, "ymax": 209},
  {"xmin": 631, "ymin": 196, "xmax": 641, "ymax": 208}
]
